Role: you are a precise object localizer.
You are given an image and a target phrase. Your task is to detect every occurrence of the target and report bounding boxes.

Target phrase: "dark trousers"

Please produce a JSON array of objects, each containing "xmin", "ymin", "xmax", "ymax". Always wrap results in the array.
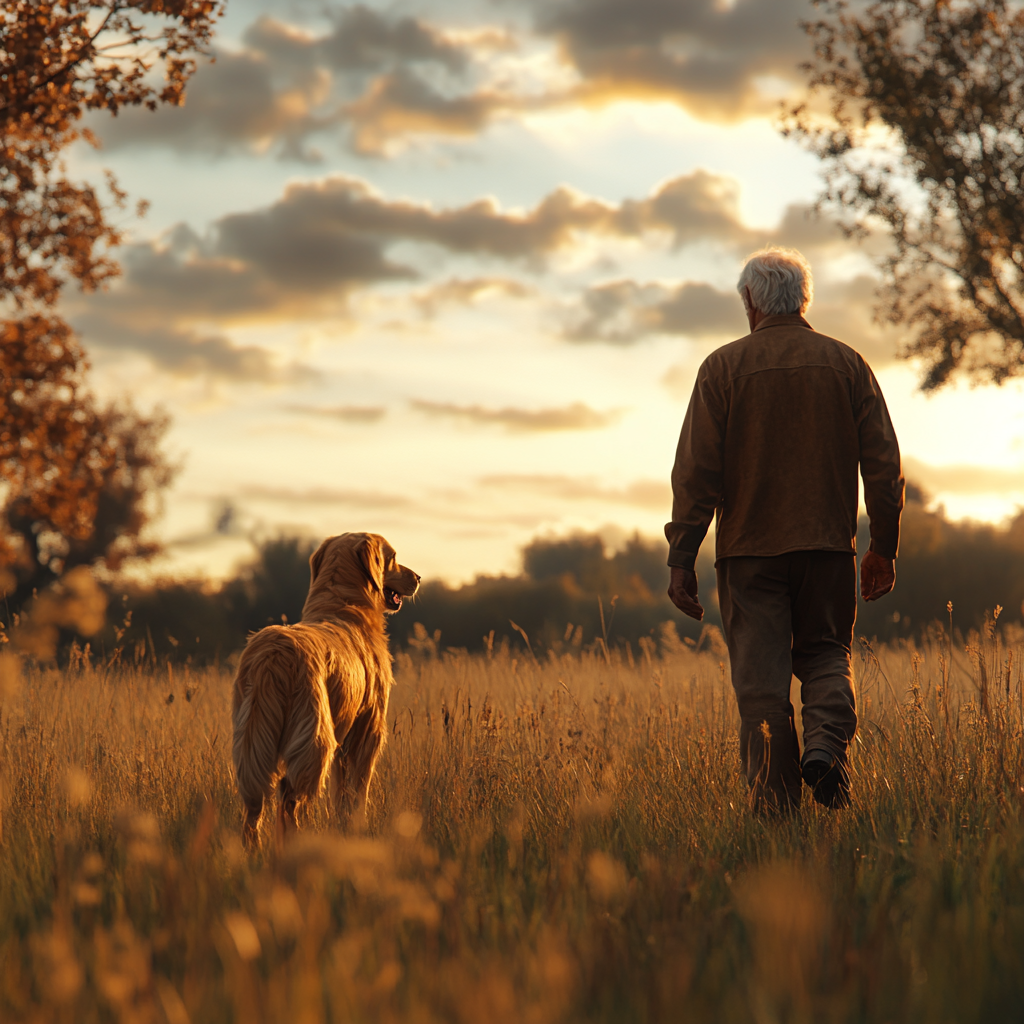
[{"xmin": 716, "ymin": 551, "xmax": 858, "ymax": 812}]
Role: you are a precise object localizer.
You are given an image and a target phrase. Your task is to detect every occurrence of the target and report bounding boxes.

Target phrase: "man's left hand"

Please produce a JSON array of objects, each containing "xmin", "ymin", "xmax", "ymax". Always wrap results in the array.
[
  {"xmin": 861, "ymin": 549, "xmax": 895, "ymax": 601},
  {"xmin": 668, "ymin": 566, "xmax": 704, "ymax": 620}
]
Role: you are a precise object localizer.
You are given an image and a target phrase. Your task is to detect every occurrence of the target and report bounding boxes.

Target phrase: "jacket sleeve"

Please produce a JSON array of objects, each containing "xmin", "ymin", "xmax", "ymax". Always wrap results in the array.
[
  {"xmin": 664, "ymin": 363, "xmax": 726, "ymax": 570},
  {"xmin": 856, "ymin": 363, "xmax": 904, "ymax": 559}
]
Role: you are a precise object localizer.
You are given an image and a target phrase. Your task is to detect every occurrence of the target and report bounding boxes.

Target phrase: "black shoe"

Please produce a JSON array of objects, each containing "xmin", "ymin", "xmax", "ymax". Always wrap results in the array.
[{"xmin": 801, "ymin": 750, "xmax": 851, "ymax": 809}]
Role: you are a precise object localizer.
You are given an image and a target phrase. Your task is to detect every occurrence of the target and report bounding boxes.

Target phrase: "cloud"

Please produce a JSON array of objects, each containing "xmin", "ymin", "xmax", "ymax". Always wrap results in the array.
[
  {"xmin": 533, "ymin": 0, "xmax": 811, "ymax": 121},
  {"xmin": 282, "ymin": 404, "xmax": 387, "ymax": 423},
  {"xmin": 76, "ymin": 315, "xmax": 313, "ymax": 382},
  {"xmin": 234, "ymin": 169, "xmax": 750, "ymax": 263},
  {"xmin": 618, "ymin": 170, "xmax": 754, "ymax": 247},
  {"xmin": 83, "ymin": 214, "xmax": 404, "ymax": 328},
  {"xmin": 480, "ymin": 473, "xmax": 670, "ymax": 509},
  {"xmin": 344, "ymin": 69, "xmax": 521, "ymax": 155},
  {"xmin": 412, "ymin": 276, "xmax": 534, "ymax": 318},
  {"xmin": 80, "ymin": 173, "xmax": 887, "ymax": 381},
  {"xmin": 562, "ymin": 200, "xmax": 893, "ymax": 348},
  {"xmin": 902, "ymin": 458, "xmax": 1024, "ymax": 496},
  {"xmin": 197, "ymin": 175, "xmax": 604, "ymax": 269},
  {"xmin": 308, "ymin": 178, "xmax": 609, "ymax": 258},
  {"xmin": 92, "ymin": 165, "xmax": 746, "ymax": 298},
  {"xmin": 72, "ymin": 169, "xmax": 762, "ymax": 377},
  {"xmin": 93, "ymin": 0, "xmax": 814, "ymax": 159},
  {"xmin": 334, "ymin": 0, "xmax": 815, "ymax": 155},
  {"xmin": 94, "ymin": 8, "xmax": 512, "ymax": 158},
  {"xmin": 310, "ymin": 6, "xmax": 469, "ymax": 73},
  {"xmin": 565, "ymin": 279, "xmax": 741, "ymax": 343},
  {"xmin": 72, "ymin": 184, "xmax": 414, "ymax": 379},
  {"xmin": 214, "ymin": 190, "xmax": 411, "ymax": 290},
  {"xmin": 240, "ymin": 484, "xmax": 410, "ymax": 508},
  {"xmin": 95, "ymin": 48, "xmax": 332, "ymax": 158},
  {"xmin": 70, "ymin": 224, "xmax": 326, "ymax": 381},
  {"xmin": 773, "ymin": 203, "xmax": 849, "ymax": 253},
  {"xmin": 412, "ymin": 400, "xmax": 623, "ymax": 432}
]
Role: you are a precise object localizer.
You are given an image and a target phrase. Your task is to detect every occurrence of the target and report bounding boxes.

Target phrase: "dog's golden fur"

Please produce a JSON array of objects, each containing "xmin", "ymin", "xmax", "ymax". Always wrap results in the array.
[{"xmin": 231, "ymin": 532, "xmax": 419, "ymax": 846}]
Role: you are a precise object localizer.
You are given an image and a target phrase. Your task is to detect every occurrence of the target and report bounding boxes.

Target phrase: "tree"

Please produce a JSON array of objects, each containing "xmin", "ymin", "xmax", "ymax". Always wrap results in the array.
[
  {"xmin": 784, "ymin": 0, "xmax": 1024, "ymax": 389},
  {"xmin": 2, "ymin": 0, "xmax": 222, "ymax": 308},
  {"xmin": 0, "ymin": 316, "xmax": 176, "ymax": 603},
  {"xmin": 1, "ymin": 1, "xmax": 221, "ymax": 605},
  {"xmin": 119, "ymin": 536, "xmax": 319, "ymax": 663},
  {"xmin": 223, "ymin": 536, "xmax": 320, "ymax": 631}
]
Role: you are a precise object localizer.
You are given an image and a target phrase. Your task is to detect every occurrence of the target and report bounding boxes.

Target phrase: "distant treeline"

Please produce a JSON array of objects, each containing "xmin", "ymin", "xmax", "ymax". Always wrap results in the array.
[
  {"xmin": 96, "ymin": 533, "xmax": 720, "ymax": 666},
  {"xmin": 79, "ymin": 492, "xmax": 1024, "ymax": 664},
  {"xmin": 855, "ymin": 492, "xmax": 1024, "ymax": 640}
]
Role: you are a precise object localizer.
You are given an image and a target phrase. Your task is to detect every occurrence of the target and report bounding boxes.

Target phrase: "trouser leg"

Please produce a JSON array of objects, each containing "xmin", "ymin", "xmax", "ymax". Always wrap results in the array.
[
  {"xmin": 717, "ymin": 556, "xmax": 802, "ymax": 813},
  {"xmin": 790, "ymin": 551, "xmax": 858, "ymax": 762}
]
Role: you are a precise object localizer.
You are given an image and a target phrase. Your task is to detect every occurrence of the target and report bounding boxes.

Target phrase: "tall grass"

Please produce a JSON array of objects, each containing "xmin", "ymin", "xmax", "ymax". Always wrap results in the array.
[{"xmin": 1, "ymin": 620, "xmax": 1022, "ymax": 1023}]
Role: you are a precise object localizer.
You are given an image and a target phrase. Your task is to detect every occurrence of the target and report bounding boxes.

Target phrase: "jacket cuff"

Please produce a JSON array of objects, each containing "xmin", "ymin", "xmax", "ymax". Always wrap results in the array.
[
  {"xmin": 667, "ymin": 548, "xmax": 698, "ymax": 571},
  {"xmin": 869, "ymin": 535, "xmax": 898, "ymax": 561}
]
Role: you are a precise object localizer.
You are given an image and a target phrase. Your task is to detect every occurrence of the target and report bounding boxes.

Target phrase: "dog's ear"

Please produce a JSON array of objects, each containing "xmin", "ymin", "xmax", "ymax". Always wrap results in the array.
[
  {"xmin": 356, "ymin": 534, "xmax": 385, "ymax": 592},
  {"xmin": 309, "ymin": 539, "xmax": 330, "ymax": 585}
]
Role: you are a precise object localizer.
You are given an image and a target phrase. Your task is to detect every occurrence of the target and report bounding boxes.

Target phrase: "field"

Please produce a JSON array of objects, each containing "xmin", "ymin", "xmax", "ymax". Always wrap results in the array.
[{"xmin": 1, "ymin": 620, "xmax": 1023, "ymax": 1024}]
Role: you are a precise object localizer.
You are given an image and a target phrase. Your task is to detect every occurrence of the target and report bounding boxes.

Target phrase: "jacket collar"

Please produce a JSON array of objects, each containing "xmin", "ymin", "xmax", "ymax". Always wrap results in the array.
[{"xmin": 753, "ymin": 313, "xmax": 813, "ymax": 333}]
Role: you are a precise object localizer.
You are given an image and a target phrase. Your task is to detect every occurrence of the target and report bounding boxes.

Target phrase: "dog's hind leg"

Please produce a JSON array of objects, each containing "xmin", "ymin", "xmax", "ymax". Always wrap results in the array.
[
  {"xmin": 332, "ymin": 707, "xmax": 386, "ymax": 831},
  {"xmin": 276, "ymin": 776, "xmax": 300, "ymax": 845},
  {"xmin": 242, "ymin": 796, "xmax": 264, "ymax": 850},
  {"xmin": 329, "ymin": 752, "xmax": 358, "ymax": 830},
  {"xmin": 277, "ymin": 672, "xmax": 337, "ymax": 843}
]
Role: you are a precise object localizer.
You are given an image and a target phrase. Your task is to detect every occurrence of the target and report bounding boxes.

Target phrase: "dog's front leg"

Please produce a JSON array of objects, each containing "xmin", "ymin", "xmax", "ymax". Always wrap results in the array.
[
  {"xmin": 331, "ymin": 708, "xmax": 385, "ymax": 832},
  {"xmin": 329, "ymin": 751, "xmax": 365, "ymax": 832}
]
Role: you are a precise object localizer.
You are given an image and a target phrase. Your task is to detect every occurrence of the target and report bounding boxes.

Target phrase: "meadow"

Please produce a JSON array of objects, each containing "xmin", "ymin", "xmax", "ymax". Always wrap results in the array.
[{"xmin": 1, "ymin": 617, "xmax": 1022, "ymax": 1024}]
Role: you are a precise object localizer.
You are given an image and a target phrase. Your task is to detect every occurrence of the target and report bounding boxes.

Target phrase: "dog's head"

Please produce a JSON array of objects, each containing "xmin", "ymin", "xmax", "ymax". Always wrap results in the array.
[{"xmin": 304, "ymin": 533, "xmax": 420, "ymax": 620}]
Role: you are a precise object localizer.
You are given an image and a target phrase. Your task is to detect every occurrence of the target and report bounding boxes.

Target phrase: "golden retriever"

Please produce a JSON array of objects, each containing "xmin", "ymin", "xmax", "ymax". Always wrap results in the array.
[{"xmin": 231, "ymin": 532, "xmax": 419, "ymax": 847}]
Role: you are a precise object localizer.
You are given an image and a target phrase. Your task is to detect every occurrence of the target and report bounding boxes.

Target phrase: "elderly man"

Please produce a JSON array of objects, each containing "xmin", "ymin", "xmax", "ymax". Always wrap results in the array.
[{"xmin": 666, "ymin": 247, "xmax": 903, "ymax": 813}]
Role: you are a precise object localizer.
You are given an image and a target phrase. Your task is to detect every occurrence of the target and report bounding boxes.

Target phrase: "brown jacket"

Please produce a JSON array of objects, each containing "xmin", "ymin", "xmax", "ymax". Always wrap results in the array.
[{"xmin": 665, "ymin": 314, "xmax": 904, "ymax": 570}]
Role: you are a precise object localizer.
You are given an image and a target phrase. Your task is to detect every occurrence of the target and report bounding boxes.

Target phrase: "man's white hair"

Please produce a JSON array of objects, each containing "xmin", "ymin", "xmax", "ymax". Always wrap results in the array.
[{"xmin": 737, "ymin": 246, "xmax": 813, "ymax": 316}]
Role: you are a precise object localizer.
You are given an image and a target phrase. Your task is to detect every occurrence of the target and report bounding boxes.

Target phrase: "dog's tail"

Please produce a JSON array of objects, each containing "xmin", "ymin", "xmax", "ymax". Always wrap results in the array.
[
  {"xmin": 232, "ymin": 630, "xmax": 336, "ymax": 844},
  {"xmin": 232, "ymin": 638, "xmax": 285, "ymax": 844}
]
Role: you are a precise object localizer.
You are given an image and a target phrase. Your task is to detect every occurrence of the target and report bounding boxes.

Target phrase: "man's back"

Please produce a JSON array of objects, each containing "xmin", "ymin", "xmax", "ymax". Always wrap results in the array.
[{"xmin": 667, "ymin": 313, "xmax": 902, "ymax": 568}]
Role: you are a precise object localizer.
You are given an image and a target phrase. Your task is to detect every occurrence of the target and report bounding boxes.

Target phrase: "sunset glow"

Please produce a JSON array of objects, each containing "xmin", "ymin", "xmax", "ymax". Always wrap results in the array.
[{"xmin": 66, "ymin": 0, "xmax": 1024, "ymax": 584}]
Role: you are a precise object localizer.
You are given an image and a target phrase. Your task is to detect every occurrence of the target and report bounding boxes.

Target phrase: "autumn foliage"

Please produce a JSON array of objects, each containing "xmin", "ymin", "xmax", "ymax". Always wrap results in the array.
[
  {"xmin": 0, "ymin": 1, "xmax": 222, "ymax": 606},
  {"xmin": 786, "ymin": 0, "xmax": 1024, "ymax": 388},
  {"xmin": 0, "ymin": 316, "xmax": 175, "ymax": 604}
]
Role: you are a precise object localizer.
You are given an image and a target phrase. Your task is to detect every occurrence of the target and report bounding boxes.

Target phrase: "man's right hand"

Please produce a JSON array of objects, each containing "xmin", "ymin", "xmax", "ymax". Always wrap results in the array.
[
  {"xmin": 860, "ymin": 549, "xmax": 896, "ymax": 601},
  {"xmin": 668, "ymin": 566, "xmax": 704, "ymax": 620}
]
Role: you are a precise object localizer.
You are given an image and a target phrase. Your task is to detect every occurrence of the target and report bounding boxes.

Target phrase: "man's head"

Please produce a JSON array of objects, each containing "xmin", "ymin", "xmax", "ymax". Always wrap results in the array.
[{"xmin": 737, "ymin": 247, "xmax": 814, "ymax": 329}]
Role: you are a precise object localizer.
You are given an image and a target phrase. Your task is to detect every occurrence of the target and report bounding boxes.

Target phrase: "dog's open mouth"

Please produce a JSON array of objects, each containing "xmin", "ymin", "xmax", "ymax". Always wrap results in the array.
[{"xmin": 384, "ymin": 587, "xmax": 403, "ymax": 612}]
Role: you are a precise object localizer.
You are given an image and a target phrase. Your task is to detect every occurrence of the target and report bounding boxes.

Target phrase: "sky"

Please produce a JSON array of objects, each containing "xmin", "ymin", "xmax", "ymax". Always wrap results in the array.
[{"xmin": 67, "ymin": 0, "xmax": 1024, "ymax": 585}]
